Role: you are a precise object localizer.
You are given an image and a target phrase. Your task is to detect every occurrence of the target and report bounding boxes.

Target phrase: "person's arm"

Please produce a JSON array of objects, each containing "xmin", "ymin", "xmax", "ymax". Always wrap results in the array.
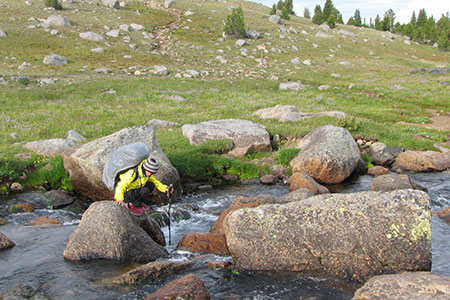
[
  {"xmin": 149, "ymin": 176, "xmax": 168, "ymax": 193},
  {"xmin": 114, "ymin": 169, "xmax": 136, "ymax": 204}
]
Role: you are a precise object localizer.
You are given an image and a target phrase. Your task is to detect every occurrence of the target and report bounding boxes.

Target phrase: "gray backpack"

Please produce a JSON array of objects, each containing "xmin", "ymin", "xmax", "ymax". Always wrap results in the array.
[{"xmin": 102, "ymin": 142, "xmax": 150, "ymax": 191}]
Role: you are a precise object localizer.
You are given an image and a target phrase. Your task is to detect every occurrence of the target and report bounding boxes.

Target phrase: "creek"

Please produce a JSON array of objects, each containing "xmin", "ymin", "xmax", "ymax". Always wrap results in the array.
[{"xmin": 0, "ymin": 171, "xmax": 449, "ymax": 299}]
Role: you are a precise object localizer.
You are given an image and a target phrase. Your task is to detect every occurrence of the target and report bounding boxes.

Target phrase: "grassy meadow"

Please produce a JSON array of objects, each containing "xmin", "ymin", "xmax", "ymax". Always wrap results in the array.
[{"xmin": 0, "ymin": 0, "xmax": 449, "ymax": 191}]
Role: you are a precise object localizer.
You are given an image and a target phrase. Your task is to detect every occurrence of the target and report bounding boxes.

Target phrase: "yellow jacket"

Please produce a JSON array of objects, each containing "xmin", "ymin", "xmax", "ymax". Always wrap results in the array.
[{"xmin": 114, "ymin": 160, "xmax": 167, "ymax": 202}]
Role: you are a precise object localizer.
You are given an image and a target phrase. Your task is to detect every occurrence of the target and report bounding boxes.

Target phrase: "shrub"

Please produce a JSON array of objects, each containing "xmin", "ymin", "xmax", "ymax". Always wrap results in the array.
[
  {"xmin": 45, "ymin": 0, "xmax": 63, "ymax": 10},
  {"xmin": 327, "ymin": 14, "xmax": 336, "ymax": 28},
  {"xmin": 18, "ymin": 76, "xmax": 30, "ymax": 85},
  {"xmin": 338, "ymin": 116, "xmax": 361, "ymax": 132},
  {"xmin": 224, "ymin": 6, "xmax": 246, "ymax": 37},
  {"xmin": 274, "ymin": 148, "xmax": 300, "ymax": 165},
  {"xmin": 26, "ymin": 155, "xmax": 73, "ymax": 191}
]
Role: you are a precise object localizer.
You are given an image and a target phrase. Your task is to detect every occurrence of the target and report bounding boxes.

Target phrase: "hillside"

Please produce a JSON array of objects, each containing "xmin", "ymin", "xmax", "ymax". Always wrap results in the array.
[{"xmin": 0, "ymin": 0, "xmax": 449, "ymax": 185}]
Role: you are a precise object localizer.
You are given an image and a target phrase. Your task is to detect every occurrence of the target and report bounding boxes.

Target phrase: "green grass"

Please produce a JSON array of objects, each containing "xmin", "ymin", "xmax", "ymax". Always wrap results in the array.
[{"xmin": 0, "ymin": 0, "xmax": 448, "ymax": 188}]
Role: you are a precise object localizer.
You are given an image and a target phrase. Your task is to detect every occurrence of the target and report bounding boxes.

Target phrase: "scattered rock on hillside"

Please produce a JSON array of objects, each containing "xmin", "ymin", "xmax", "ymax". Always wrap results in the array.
[
  {"xmin": 62, "ymin": 124, "xmax": 180, "ymax": 202},
  {"xmin": 106, "ymin": 29, "xmax": 120, "ymax": 37},
  {"xmin": 150, "ymin": 65, "xmax": 169, "ymax": 76},
  {"xmin": 269, "ymin": 15, "xmax": 281, "ymax": 24},
  {"xmin": 44, "ymin": 14, "xmax": 71, "ymax": 27},
  {"xmin": 146, "ymin": 274, "xmax": 210, "ymax": 300},
  {"xmin": 182, "ymin": 119, "xmax": 271, "ymax": 157},
  {"xmin": 43, "ymin": 53, "xmax": 67, "ymax": 65},
  {"xmin": 24, "ymin": 129, "xmax": 85, "ymax": 157},
  {"xmin": 353, "ymin": 272, "xmax": 450, "ymax": 300},
  {"xmin": 315, "ymin": 31, "xmax": 331, "ymax": 38},
  {"xmin": 0, "ymin": 30, "xmax": 7, "ymax": 37},
  {"xmin": 393, "ymin": 151, "xmax": 450, "ymax": 172},
  {"xmin": 164, "ymin": 0, "xmax": 174, "ymax": 9},
  {"xmin": 253, "ymin": 105, "xmax": 308, "ymax": 122},
  {"xmin": 290, "ymin": 125, "xmax": 360, "ymax": 184},
  {"xmin": 79, "ymin": 31, "xmax": 106, "ymax": 42},
  {"xmin": 279, "ymin": 81, "xmax": 305, "ymax": 91},
  {"xmin": 224, "ymin": 190, "xmax": 432, "ymax": 281},
  {"xmin": 245, "ymin": 29, "xmax": 260, "ymax": 39},
  {"xmin": 64, "ymin": 201, "xmax": 168, "ymax": 263},
  {"xmin": 337, "ymin": 29, "xmax": 355, "ymax": 36},
  {"xmin": 235, "ymin": 39, "xmax": 246, "ymax": 47},
  {"xmin": 101, "ymin": 0, "xmax": 119, "ymax": 9}
]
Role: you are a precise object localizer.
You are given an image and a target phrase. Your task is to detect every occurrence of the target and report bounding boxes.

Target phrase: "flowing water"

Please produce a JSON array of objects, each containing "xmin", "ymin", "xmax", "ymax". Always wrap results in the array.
[{"xmin": 1, "ymin": 171, "xmax": 449, "ymax": 299}]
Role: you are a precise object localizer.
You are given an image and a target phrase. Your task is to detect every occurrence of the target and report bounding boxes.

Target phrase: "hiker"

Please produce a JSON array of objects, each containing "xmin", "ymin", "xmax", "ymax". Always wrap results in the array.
[{"xmin": 114, "ymin": 157, "xmax": 174, "ymax": 216}]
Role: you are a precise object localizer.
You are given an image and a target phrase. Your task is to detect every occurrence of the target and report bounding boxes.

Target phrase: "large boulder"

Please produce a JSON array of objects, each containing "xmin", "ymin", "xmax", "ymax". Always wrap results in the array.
[
  {"xmin": 223, "ymin": 190, "xmax": 432, "ymax": 281},
  {"xmin": 62, "ymin": 124, "xmax": 180, "ymax": 202},
  {"xmin": 290, "ymin": 125, "xmax": 360, "ymax": 184},
  {"xmin": 352, "ymin": 272, "xmax": 450, "ymax": 300},
  {"xmin": 182, "ymin": 119, "xmax": 271, "ymax": 157},
  {"xmin": 63, "ymin": 201, "xmax": 168, "ymax": 263},
  {"xmin": 177, "ymin": 232, "xmax": 230, "ymax": 256},
  {"xmin": 24, "ymin": 130, "xmax": 84, "ymax": 157},
  {"xmin": 393, "ymin": 150, "xmax": 450, "ymax": 172}
]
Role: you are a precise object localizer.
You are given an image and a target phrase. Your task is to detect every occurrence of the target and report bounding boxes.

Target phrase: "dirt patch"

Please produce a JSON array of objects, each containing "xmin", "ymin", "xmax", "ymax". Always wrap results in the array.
[{"xmin": 399, "ymin": 109, "xmax": 450, "ymax": 132}]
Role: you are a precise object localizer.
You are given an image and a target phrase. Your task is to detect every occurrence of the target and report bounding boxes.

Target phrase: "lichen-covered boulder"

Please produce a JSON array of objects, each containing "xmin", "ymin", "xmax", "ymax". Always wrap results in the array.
[
  {"xmin": 0, "ymin": 232, "xmax": 15, "ymax": 250},
  {"xmin": 290, "ymin": 125, "xmax": 360, "ymax": 184},
  {"xmin": 62, "ymin": 124, "xmax": 180, "ymax": 202},
  {"xmin": 63, "ymin": 201, "xmax": 168, "ymax": 263},
  {"xmin": 177, "ymin": 232, "xmax": 230, "ymax": 256},
  {"xmin": 182, "ymin": 119, "xmax": 271, "ymax": 157},
  {"xmin": 224, "ymin": 190, "xmax": 432, "ymax": 281},
  {"xmin": 352, "ymin": 272, "xmax": 450, "ymax": 300}
]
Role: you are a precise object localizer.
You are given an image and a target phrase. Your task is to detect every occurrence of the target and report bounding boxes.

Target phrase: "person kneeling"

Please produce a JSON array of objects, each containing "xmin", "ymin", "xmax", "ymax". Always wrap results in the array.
[{"xmin": 114, "ymin": 157, "xmax": 173, "ymax": 216}]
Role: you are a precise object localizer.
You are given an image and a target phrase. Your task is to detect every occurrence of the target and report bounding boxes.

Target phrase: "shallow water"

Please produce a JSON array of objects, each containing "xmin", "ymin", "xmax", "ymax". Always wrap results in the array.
[{"xmin": 0, "ymin": 172, "xmax": 449, "ymax": 299}]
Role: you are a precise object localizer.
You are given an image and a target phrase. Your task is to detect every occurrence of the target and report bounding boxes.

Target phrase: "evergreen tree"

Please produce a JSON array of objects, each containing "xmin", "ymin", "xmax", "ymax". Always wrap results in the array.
[
  {"xmin": 354, "ymin": 9, "xmax": 362, "ymax": 27},
  {"xmin": 374, "ymin": 14, "xmax": 382, "ymax": 30},
  {"xmin": 304, "ymin": 7, "xmax": 311, "ymax": 19},
  {"xmin": 436, "ymin": 14, "xmax": 450, "ymax": 50},
  {"xmin": 347, "ymin": 17, "xmax": 356, "ymax": 26},
  {"xmin": 281, "ymin": 5, "xmax": 291, "ymax": 20},
  {"xmin": 369, "ymin": 17, "xmax": 374, "ymax": 28},
  {"xmin": 277, "ymin": 0, "xmax": 284, "ymax": 10},
  {"xmin": 417, "ymin": 9, "xmax": 428, "ymax": 27},
  {"xmin": 323, "ymin": 0, "xmax": 335, "ymax": 21},
  {"xmin": 384, "ymin": 9, "xmax": 396, "ymax": 32},
  {"xmin": 327, "ymin": 13, "xmax": 336, "ymax": 28},
  {"xmin": 312, "ymin": 5, "xmax": 323, "ymax": 25},
  {"xmin": 410, "ymin": 11, "xmax": 417, "ymax": 25},
  {"xmin": 284, "ymin": 0, "xmax": 295, "ymax": 15},
  {"xmin": 224, "ymin": 6, "xmax": 246, "ymax": 37},
  {"xmin": 336, "ymin": 11, "xmax": 344, "ymax": 24},
  {"xmin": 270, "ymin": 4, "xmax": 277, "ymax": 15}
]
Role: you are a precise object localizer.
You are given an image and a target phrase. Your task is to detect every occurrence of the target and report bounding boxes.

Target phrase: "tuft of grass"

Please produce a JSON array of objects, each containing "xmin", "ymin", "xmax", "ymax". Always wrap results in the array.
[
  {"xmin": 274, "ymin": 148, "xmax": 301, "ymax": 166},
  {"xmin": 45, "ymin": 0, "xmax": 63, "ymax": 10},
  {"xmin": 26, "ymin": 156, "xmax": 73, "ymax": 191}
]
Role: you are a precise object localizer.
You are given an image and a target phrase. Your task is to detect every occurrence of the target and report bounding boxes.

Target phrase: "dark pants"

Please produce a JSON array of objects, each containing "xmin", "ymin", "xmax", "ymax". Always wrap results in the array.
[{"xmin": 124, "ymin": 182, "xmax": 155, "ymax": 207}]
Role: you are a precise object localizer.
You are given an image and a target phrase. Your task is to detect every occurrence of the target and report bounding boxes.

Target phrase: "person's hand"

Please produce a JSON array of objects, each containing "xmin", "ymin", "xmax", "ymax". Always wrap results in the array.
[
  {"xmin": 115, "ymin": 199, "xmax": 126, "ymax": 207},
  {"xmin": 166, "ymin": 186, "xmax": 174, "ymax": 194}
]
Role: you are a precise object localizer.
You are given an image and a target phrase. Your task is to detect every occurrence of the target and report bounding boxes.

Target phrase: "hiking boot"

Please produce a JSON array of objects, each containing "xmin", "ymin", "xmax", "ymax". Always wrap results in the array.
[
  {"xmin": 140, "ymin": 203, "xmax": 151, "ymax": 211},
  {"xmin": 127, "ymin": 203, "xmax": 144, "ymax": 216}
]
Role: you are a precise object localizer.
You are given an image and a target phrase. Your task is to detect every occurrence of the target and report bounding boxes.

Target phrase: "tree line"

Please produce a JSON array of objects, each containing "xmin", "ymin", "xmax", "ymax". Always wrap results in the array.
[{"xmin": 302, "ymin": 0, "xmax": 449, "ymax": 50}]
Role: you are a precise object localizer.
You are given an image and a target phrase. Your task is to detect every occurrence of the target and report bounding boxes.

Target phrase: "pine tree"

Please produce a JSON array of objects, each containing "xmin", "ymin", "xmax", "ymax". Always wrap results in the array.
[
  {"xmin": 304, "ymin": 7, "xmax": 311, "ymax": 19},
  {"xmin": 281, "ymin": 5, "xmax": 290, "ymax": 20},
  {"xmin": 224, "ymin": 6, "xmax": 246, "ymax": 37},
  {"xmin": 347, "ymin": 17, "xmax": 356, "ymax": 26},
  {"xmin": 270, "ymin": 4, "xmax": 277, "ymax": 15},
  {"xmin": 410, "ymin": 11, "xmax": 417, "ymax": 25},
  {"xmin": 322, "ymin": 0, "xmax": 334, "ymax": 21},
  {"xmin": 436, "ymin": 14, "xmax": 450, "ymax": 50},
  {"xmin": 327, "ymin": 14, "xmax": 336, "ymax": 28},
  {"xmin": 417, "ymin": 9, "xmax": 427, "ymax": 27},
  {"xmin": 354, "ymin": 9, "xmax": 362, "ymax": 27},
  {"xmin": 277, "ymin": 0, "xmax": 284, "ymax": 10},
  {"xmin": 312, "ymin": 5, "xmax": 323, "ymax": 25},
  {"xmin": 336, "ymin": 11, "xmax": 344, "ymax": 24},
  {"xmin": 374, "ymin": 15, "xmax": 382, "ymax": 30},
  {"xmin": 284, "ymin": 0, "xmax": 294, "ymax": 15},
  {"xmin": 384, "ymin": 9, "xmax": 396, "ymax": 32}
]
